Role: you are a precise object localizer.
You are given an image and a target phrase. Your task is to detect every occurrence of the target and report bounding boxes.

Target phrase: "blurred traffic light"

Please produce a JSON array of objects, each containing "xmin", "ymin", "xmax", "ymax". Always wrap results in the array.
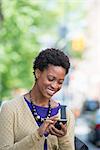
[{"xmin": 72, "ymin": 37, "xmax": 85, "ymax": 52}]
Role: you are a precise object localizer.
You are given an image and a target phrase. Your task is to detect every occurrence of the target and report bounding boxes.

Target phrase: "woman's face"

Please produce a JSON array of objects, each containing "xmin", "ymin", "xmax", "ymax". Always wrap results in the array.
[{"xmin": 35, "ymin": 65, "xmax": 66, "ymax": 99}]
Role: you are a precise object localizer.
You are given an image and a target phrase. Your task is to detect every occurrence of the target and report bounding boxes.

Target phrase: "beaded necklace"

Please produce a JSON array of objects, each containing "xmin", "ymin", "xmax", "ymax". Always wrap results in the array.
[{"xmin": 29, "ymin": 90, "xmax": 51, "ymax": 123}]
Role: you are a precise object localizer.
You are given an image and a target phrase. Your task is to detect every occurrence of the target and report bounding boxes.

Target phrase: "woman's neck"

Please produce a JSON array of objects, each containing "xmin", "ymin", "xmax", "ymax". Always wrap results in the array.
[{"xmin": 30, "ymin": 86, "xmax": 50, "ymax": 107}]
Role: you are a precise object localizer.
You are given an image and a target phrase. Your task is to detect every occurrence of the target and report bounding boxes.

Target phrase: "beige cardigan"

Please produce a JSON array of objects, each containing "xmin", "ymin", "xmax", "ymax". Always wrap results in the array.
[{"xmin": 0, "ymin": 96, "xmax": 75, "ymax": 150}]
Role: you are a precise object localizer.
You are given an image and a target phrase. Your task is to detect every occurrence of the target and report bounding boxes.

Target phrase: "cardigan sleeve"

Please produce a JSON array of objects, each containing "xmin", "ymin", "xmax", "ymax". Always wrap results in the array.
[
  {"xmin": 57, "ymin": 109, "xmax": 75, "ymax": 150},
  {"xmin": 0, "ymin": 102, "xmax": 42, "ymax": 150}
]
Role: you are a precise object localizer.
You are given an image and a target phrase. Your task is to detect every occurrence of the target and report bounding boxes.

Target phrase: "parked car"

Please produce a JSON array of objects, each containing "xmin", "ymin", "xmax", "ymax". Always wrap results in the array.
[
  {"xmin": 81, "ymin": 99, "xmax": 100, "ymax": 147},
  {"xmin": 88, "ymin": 109, "xmax": 100, "ymax": 147},
  {"xmin": 82, "ymin": 100, "xmax": 99, "ymax": 113}
]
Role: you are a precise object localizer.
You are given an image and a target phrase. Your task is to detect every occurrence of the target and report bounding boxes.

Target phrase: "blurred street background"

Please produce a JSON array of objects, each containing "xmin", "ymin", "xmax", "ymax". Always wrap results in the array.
[{"xmin": 0, "ymin": 0, "xmax": 100, "ymax": 149}]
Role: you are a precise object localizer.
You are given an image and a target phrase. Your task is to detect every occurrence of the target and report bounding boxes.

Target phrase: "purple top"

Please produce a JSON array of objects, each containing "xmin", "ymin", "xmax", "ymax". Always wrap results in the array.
[{"xmin": 24, "ymin": 97, "xmax": 60, "ymax": 150}]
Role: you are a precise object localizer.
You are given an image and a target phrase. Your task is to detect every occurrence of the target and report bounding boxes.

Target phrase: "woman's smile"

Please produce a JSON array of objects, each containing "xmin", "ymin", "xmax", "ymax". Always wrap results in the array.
[{"xmin": 46, "ymin": 88, "xmax": 56, "ymax": 96}]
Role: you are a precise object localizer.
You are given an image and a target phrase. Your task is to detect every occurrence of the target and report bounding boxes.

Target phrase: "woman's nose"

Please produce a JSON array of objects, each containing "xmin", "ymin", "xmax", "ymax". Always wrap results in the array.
[{"xmin": 51, "ymin": 81, "xmax": 60, "ymax": 90}]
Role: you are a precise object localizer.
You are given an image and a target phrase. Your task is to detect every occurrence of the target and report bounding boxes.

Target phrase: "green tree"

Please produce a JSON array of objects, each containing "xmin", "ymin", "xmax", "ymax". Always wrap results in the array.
[
  {"xmin": 0, "ymin": 0, "xmax": 59, "ymax": 99},
  {"xmin": 0, "ymin": 0, "xmax": 86, "ymax": 100}
]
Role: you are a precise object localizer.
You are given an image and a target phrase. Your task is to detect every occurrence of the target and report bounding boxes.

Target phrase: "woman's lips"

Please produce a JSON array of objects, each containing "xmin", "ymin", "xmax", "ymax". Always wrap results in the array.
[{"xmin": 46, "ymin": 88, "xmax": 56, "ymax": 96}]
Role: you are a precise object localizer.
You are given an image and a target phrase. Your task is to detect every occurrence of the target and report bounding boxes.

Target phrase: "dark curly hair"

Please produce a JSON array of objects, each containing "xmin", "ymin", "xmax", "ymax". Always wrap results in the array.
[{"xmin": 33, "ymin": 48, "xmax": 70, "ymax": 78}]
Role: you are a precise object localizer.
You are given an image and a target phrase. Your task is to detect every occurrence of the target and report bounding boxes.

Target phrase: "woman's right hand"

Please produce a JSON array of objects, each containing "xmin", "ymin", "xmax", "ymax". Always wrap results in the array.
[{"xmin": 37, "ymin": 116, "xmax": 58, "ymax": 137}]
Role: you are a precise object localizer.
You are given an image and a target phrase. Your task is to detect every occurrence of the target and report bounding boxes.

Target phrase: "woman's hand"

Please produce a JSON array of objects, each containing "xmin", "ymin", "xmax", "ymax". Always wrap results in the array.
[
  {"xmin": 48, "ymin": 122, "xmax": 67, "ymax": 137},
  {"xmin": 37, "ymin": 116, "xmax": 58, "ymax": 137}
]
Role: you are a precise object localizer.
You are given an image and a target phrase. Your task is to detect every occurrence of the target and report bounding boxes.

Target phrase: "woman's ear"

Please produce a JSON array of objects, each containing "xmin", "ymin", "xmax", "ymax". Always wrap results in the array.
[{"xmin": 35, "ymin": 69, "xmax": 41, "ymax": 79}]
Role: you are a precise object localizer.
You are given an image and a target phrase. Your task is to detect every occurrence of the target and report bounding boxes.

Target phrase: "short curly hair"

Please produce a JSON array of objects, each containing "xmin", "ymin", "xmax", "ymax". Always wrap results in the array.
[{"xmin": 33, "ymin": 48, "xmax": 70, "ymax": 78}]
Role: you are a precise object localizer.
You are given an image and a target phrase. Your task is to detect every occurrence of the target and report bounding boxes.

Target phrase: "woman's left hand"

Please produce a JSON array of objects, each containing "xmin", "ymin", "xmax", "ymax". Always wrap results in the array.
[{"xmin": 48, "ymin": 123, "xmax": 67, "ymax": 137}]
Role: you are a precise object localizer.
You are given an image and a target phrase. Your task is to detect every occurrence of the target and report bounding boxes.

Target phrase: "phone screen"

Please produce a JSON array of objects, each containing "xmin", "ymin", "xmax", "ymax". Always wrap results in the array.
[{"xmin": 54, "ymin": 119, "xmax": 67, "ymax": 130}]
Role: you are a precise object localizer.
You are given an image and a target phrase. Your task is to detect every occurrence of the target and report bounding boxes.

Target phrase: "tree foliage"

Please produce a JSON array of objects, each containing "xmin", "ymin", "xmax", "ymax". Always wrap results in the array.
[
  {"xmin": 0, "ymin": 0, "xmax": 60, "ymax": 99},
  {"xmin": 0, "ymin": 0, "xmax": 86, "ymax": 100}
]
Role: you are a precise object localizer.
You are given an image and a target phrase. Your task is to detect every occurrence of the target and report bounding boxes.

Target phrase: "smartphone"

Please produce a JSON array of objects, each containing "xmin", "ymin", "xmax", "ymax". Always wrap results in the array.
[
  {"xmin": 54, "ymin": 105, "xmax": 67, "ymax": 130},
  {"xmin": 54, "ymin": 119, "xmax": 67, "ymax": 130}
]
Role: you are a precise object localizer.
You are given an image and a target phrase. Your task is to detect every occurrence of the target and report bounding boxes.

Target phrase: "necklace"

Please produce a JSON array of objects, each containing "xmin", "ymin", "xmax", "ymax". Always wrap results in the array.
[{"xmin": 29, "ymin": 90, "xmax": 51, "ymax": 123}]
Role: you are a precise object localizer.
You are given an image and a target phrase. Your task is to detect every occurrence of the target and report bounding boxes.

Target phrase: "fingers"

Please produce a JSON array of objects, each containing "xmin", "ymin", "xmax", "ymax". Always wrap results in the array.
[
  {"xmin": 49, "ymin": 124, "xmax": 63, "ymax": 137},
  {"xmin": 48, "ymin": 124, "xmax": 67, "ymax": 137},
  {"xmin": 44, "ymin": 118, "xmax": 54, "ymax": 124},
  {"xmin": 43, "ymin": 116, "xmax": 59, "ymax": 127},
  {"xmin": 38, "ymin": 117, "xmax": 67, "ymax": 137},
  {"xmin": 38, "ymin": 119, "xmax": 54, "ymax": 137},
  {"xmin": 49, "ymin": 115, "xmax": 59, "ymax": 121},
  {"xmin": 60, "ymin": 123, "xmax": 67, "ymax": 133},
  {"xmin": 40, "ymin": 117, "xmax": 57, "ymax": 133}
]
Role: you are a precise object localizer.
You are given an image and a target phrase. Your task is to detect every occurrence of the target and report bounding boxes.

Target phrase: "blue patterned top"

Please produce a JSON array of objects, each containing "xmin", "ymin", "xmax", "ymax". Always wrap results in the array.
[{"xmin": 24, "ymin": 97, "xmax": 60, "ymax": 150}]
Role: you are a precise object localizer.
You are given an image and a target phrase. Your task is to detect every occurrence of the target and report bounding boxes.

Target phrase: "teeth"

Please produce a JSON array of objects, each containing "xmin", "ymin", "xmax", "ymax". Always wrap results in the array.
[{"xmin": 47, "ymin": 89, "xmax": 55, "ymax": 95}]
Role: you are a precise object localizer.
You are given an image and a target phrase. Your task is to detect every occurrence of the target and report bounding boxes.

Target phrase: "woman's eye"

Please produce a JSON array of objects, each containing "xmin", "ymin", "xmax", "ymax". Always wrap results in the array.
[
  {"xmin": 48, "ymin": 77, "xmax": 54, "ymax": 81},
  {"xmin": 58, "ymin": 80, "xmax": 64, "ymax": 85},
  {"xmin": 47, "ymin": 75, "xmax": 55, "ymax": 81},
  {"xmin": 59, "ymin": 82, "xmax": 63, "ymax": 85}
]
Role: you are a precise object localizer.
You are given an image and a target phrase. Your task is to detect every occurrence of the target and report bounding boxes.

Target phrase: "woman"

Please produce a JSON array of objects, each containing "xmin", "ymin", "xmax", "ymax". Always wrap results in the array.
[{"xmin": 0, "ymin": 48, "xmax": 75, "ymax": 150}]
